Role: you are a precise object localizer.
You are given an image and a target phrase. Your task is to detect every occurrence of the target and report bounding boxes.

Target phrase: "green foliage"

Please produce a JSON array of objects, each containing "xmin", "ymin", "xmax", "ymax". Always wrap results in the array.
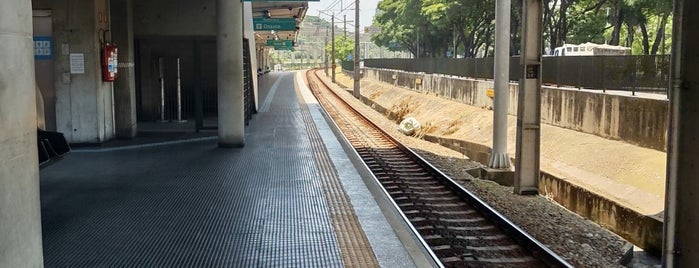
[
  {"xmin": 326, "ymin": 35, "xmax": 356, "ymax": 61},
  {"xmin": 368, "ymin": 0, "xmax": 671, "ymax": 57},
  {"xmin": 567, "ymin": 2, "xmax": 608, "ymax": 44}
]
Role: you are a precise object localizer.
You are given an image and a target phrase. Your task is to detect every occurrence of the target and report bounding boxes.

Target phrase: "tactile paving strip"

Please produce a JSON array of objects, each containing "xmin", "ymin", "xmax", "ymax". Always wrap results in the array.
[{"xmin": 295, "ymin": 79, "xmax": 381, "ymax": 268}]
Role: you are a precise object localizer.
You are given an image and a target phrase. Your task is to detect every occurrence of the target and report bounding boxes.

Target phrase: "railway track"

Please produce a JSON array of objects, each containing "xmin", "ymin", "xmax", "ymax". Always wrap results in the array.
[{"xmin": 305, "ymin": 69, "xmax": 572, "ymax": 268}]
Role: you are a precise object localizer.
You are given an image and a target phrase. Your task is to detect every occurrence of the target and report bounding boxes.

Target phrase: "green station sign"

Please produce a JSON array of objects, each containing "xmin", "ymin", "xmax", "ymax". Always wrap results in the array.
[
  {"xmin": 266, "ymin": 40, "xmax": 294, "ymax": 51},
  {"xmin": 253, "ymin": 18, "xmax": 297, "ymax": 31},
  {"xmin": 266, "ymin": 40, "xmax": 293, "ymax": 47},
  {"xmin": 273, "ymin": 45, "xmax": 294, "ymax": 51}
]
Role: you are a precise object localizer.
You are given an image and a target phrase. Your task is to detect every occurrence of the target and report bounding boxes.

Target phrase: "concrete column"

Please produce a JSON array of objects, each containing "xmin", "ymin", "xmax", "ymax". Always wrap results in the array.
[
  {"xmin": 664, "ymin": 0, "xmax": 699, "ymax": 266},
  {"xmin": 111, "ymin": 0, "xmax": 137, "ymax": 138},
  {"xmin": 243, "ymin": 2, "xmax": 259, "ymax": 111},
  {"xmin": 0, "ymin": 1, "xmax": 44, "ymax": 267},
  {"xmin": 217, "ymin": 0, "xmax": 245, "ymax": 147},
  {"xmin": 513, "ymin": 0, "xmax": 542, "ymax": 195},
  {"xmin": 488, "ymin": 0, "xmax": 511, "ymax": 169}
]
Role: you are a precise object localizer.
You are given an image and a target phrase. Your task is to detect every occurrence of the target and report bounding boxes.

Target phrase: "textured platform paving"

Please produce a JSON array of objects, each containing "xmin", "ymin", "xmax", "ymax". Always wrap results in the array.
[{"xmin": 39, "ymin": 72, "xmax": 414, "ymax": 267}]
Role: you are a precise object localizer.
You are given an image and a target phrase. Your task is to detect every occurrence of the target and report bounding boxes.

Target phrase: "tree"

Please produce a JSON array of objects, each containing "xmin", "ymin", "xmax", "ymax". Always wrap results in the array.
[
  {"xmin": 369, "ymin": 0, "xmax": 672, "ymax": 57},
  {"xmin": 373, "ymin": 0, "xmax": 427, "ymax": 57},
  {"xmin": 566, "ymin": 0, "xmax": 609, "ymax": 45},
  {"xmin": 326, "ymin": 35, "xmax": 355, "ymax": 61}
]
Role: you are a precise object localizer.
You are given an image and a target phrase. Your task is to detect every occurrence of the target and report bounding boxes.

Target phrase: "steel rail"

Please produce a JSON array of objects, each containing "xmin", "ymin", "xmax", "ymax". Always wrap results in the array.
[{"xmin": 306, "ymin": 69, "xmax": 573, "ymax": 268}]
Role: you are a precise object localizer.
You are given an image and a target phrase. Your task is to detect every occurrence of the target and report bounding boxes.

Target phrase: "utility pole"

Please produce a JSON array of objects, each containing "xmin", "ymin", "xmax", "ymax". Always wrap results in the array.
[
  {"xmin": 514, "ymin": 0, "xmax": 543, "ymax": 195},
  {"xmin": 489, "ymin": 0, "xmax": 512, "ymax": 169},
  {"xmin": 353, "ymin": 0, "xmax": 360, "ymax": 99},
  {"xmin": 331, "ymin": 14, "xmax": 336, "ymax": 83},
  {"xmin": 324, "ymin": 25, "xmax": 329, "ymax": 76},
  {"xmin": 416, "ymin": 30, "xmax": 420, "ymax": 59},
  {"xmin": 453, "ymin": 27, "xmax": 458, "ymax": 58}
]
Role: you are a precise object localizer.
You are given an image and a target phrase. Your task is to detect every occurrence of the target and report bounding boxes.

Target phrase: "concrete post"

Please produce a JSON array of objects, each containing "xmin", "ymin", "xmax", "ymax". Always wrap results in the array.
[
  {"xmin": 0, "ymin": 1, "xmax": 44, "ymax": 267},
  {"xmin": 513, "ymin": 0, "xmax": 542, "ymax": 195},
  {"xmin": 217, "ymin": 0, "xmax": 245, "ymax": 147},
  {"xmin": 325, "ymin": 26, "xmax": 329, "ymax": 76},
  {"xmin": 664, "ymin": 0, "xmax": 699, "ymax": 266},
  {"xmin": 111, "ymin": 0, "xmax": 137, "ymax": 138},
  {"xmin": 353, "ymin": 0, "xmax": 360, "ymax": 99},
  {"xmin": 331, "ymin": 14, "xmax": 336, "ymax": 83},
  {"xmin": 488, "ymin": 0, "xmax": 511, "ymax": 169}
]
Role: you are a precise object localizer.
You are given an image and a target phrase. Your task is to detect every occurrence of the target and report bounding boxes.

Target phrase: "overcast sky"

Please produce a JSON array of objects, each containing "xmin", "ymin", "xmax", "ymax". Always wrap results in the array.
[{"xmin": 307, "ymin": 0, "xmax": 380, "ymax": 29}]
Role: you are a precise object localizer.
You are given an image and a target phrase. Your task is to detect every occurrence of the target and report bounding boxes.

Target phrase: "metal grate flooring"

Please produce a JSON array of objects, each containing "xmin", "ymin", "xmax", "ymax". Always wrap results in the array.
[{"xmin": 39, "ymin": 72, "xmax": 353, "ymax": 267}]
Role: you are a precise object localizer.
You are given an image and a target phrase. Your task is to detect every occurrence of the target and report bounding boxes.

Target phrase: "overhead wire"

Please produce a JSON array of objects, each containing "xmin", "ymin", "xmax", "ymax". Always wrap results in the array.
[{"xmin": 322, "ymin": 0, "xmax": 342, "ymax": 13}]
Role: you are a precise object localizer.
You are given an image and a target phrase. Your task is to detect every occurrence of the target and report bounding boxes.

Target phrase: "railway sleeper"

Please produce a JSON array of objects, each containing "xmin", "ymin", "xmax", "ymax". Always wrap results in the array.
[
  {"xmin": 411, "ymin": 216, "xmax": 487, "ymax": 225},
  {"xmin": 403, "ymin": 209, "xmax": 478, "ymax": 218},
  {"xmin": 384, "ymin": 185, "xmax": 446, "ymax": 191},
  {"xmin": 392, "ymin": 196, "xmax": 462, "ymax": 202},
  {"xmin": 373, "ymin": 171, "xmax": 431, "ymax": 177},
  {"xmin": 415, "ymin": 224, "xmax": 496, "ymax": 232},
  {"xmin": 424, "ymin": 236, "xmax": 520, "ymax": 251}
]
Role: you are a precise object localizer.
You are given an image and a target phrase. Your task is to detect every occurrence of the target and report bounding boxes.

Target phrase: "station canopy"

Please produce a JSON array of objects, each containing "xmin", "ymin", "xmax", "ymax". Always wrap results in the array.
[{"xmin": 251, "ymin": 2, "xmax": 308, "ymax": 50}]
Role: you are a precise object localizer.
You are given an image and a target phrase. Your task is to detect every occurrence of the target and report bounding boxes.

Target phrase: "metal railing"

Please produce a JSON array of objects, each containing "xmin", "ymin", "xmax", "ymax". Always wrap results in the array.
[{"xmin": 363, "ymin": 55, "xmax": 670, "ymax": 93}]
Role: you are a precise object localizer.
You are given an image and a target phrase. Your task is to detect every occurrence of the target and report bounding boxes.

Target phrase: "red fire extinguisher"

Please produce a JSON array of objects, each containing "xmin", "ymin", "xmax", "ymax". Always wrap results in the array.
[{"xmin": 101, "ymin": 43, "xmax": 118, "ymax": 82}]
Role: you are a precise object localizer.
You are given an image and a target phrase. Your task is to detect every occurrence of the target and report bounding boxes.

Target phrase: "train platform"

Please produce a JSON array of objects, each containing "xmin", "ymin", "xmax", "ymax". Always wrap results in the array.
[{"xmin": 39, "ymin": 71, "xmax": 422, "ymax": 267}]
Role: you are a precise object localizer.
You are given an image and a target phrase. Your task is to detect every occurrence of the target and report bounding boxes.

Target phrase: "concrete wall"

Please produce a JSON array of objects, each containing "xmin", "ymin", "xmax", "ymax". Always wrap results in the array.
[
  {"xmin": 365, "ymin": 68, "xmax": 668, "ymax": 151},
  {"xmin": 0, "ymin": 0, "xmax": 44, "ymax": 266},
  {"xmin": 33, "ymin": 0, "xmax": 116, "ymax": 143},
  {"xmin": 133, "ymin": 0, "xmax": 216, "ymax": 37}
]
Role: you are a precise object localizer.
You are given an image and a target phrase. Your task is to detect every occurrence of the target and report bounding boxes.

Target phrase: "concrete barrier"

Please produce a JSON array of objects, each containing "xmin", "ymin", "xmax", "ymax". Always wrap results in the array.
[{"xmin": 364, "ymin": 68, "xmax": 668, "ymax": 152}]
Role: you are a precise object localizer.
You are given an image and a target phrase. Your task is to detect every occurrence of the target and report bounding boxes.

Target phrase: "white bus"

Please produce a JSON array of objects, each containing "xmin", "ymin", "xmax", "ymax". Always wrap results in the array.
[{"xmin": 552, "ymin": 43, "xmax": 631, "ymax": 56}]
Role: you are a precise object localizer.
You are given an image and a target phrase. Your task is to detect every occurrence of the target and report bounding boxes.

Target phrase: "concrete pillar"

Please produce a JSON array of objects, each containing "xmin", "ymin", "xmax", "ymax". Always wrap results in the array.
[
  {"xmin": 0, "ymin": 1, "xmax": 44, "ymax": 267},
  {"xmin": 664, "ymin": 0, "xmax": 699, "ymax": 266},
  {"xmin": 217, "ymin": 0, "xmax": 245, "ymax": 147},
  {"xmin": 488, "ymin": 0, "xmax": 511, "ymax": 169},
  {"xmin": 111, "ymin": 0, "xmax": 137, "ymax": 138},
  {"xmin": 513, "ymin": 0, "xmax": 542, "ymax": 195}
]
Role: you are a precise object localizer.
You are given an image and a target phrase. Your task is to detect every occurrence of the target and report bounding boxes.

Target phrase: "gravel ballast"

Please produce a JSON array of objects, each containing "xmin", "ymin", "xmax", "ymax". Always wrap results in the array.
[{"xmin": 316, "ymin": 70, "xmax": 661, "ymax": 267}]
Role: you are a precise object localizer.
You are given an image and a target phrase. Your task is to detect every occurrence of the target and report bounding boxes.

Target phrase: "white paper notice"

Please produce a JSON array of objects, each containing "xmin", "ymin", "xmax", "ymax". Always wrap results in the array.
[{"xmin": 70, "ymin": 53, "xmax": 85, "ymax": 74}]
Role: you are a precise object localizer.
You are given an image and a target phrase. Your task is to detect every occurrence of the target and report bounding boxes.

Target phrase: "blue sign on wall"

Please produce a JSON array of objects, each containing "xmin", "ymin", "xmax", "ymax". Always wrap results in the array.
[{"xmin": 34, "ymin": 36, "xmax": 52, "ymax": 60}]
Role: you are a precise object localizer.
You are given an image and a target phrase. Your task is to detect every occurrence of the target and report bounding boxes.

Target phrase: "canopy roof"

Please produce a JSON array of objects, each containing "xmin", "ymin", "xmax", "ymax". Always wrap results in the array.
[{"xmin": 251, "ymin": 2, "xmax": 308, "ymax": 49}]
